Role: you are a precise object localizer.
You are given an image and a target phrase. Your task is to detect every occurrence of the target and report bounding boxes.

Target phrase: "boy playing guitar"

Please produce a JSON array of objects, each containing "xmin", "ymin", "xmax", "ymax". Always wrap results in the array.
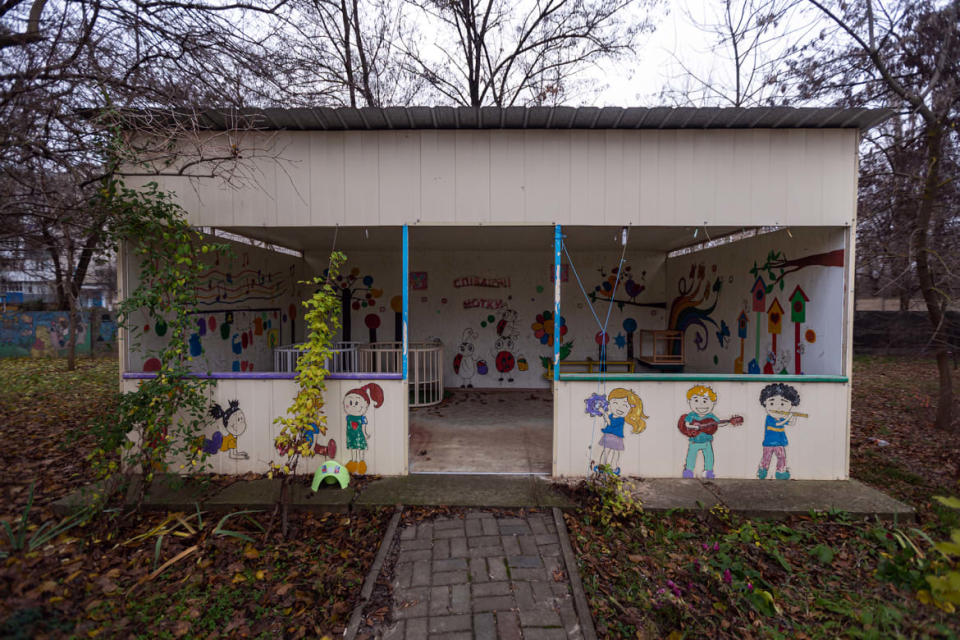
[{"xmin": 678, "ymin": 384, "xmax": 743, "ymax": 479}]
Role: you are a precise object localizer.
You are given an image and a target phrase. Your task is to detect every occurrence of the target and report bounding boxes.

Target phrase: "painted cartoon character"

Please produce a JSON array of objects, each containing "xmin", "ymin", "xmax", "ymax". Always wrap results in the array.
[
  {"xmin": 453, "ymin": 328, "xmax": 478, "ymax": 388},
  {"xmin": 496, "ymin": 308, "xmax": 519, "ymax": 337},
  {"xmin": 596, "ymin": 388, "xmax": 647, "ymax": 476},
  {"xmin": 677, "ymin": 385, "xmax": 742, "ymax": 479},
  {"xmin": 206, "ymin": 400, "xmax": 249, "ymax": 460},
  {"xmin": 757, "ymin": 383, "xmax": 804, "ymax": 480},
  {"xmin": 344, "ymin": 383, "xmax": 384, "ymax": 475},
  {"xmin": 494, "ymin": 335, "xmax": 517, "ymax": 383}
]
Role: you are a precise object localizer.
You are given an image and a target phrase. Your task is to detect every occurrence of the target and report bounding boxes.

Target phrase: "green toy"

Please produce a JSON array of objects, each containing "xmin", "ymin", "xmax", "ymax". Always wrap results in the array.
[{"xmin": 312, "ymin": 460, "xmax": 350, "ymax": 491}]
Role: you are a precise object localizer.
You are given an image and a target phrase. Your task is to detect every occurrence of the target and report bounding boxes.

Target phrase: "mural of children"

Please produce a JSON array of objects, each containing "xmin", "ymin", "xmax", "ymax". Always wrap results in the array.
[
  {"xmin": 757, "ymin": 383, "xmax": 801, "ymax": 480},
  {"xmin": 344, "ymin": 383, "xmax": 385, "ymax": 475},
  {"xmin": 596, "ymin": 388, "xmax": 647, "ymax": 476},
  {"xmin": 208, "ymin": 400, "xmax": 249, "ymax": 460},
  {"xmin": 677, "ymin": 385, "xmax": 743, "ymax": 479}
]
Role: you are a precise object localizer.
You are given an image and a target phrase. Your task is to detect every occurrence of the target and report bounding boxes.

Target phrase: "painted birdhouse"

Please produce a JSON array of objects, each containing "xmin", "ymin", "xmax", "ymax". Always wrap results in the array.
[
  {"xmin": 737, "ymin": 311, "xmax": 748, "ymax": 338},
  {"xmin": 789, "ymin": 285, "xmax": 809, "ymax": 323},
  {"xmin": 767, "ymin": 298, "xmax": 784, "ymax": 334},
  {"xmin": 751, "ymin": 276, "xmax": 767, "ymax": 312}
]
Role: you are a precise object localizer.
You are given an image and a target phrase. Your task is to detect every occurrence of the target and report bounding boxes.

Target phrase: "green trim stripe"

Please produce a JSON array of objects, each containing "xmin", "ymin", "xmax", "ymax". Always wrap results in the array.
[{"xmin": 558, "ymin": 373, "xmax": 848, "ymax": 383}]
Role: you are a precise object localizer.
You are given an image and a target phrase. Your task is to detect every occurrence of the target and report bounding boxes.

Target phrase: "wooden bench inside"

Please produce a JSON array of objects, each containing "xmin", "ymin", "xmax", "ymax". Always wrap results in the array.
[{"xmin": 544, "ymin": 359, "xmax": 636, "ymax": 379}]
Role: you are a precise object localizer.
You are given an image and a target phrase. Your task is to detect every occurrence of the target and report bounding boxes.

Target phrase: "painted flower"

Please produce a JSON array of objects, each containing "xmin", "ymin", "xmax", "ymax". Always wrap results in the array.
[
  {"xmin": 584, "ymin": 393, "xmax": 608, "ymax": 417},
  {"xmin": 531, "ymin": 310, "xmax": 567, "ymax": 346}
]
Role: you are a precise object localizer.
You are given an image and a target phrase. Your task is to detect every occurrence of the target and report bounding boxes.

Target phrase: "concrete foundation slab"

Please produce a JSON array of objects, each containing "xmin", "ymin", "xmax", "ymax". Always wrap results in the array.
[
  {"xmin": 626, "ymin": 478, "xmax": 720, "ymax": 511},
  {"xmin": 355, "ymin": 474, "xmax": 572, "ymax": 508},
  {"xmin": 705, "ymin": 479, "xmax": 915, "ymax": 520},
  {"xmin": 409, "ymin": 389, "xmax": 552, "ymax": 474},
  {"xmin": 205, "ymin": 478, "xmax": 280, "ymax": 511},
  {"xmin": 290, "ymin": 482, "xmax": 355, "ymax": 512},
  {"xmin": 53, "ymin": 475, "xmax": 912, "ymax": 520},
  {"xmin": 126, "ymin": 475, "xmax": 215, "ymax": 511}
]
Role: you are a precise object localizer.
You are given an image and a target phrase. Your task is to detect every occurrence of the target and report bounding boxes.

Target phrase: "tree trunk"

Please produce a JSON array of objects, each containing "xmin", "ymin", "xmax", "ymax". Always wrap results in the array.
[{"xmin": 912, "ymin": 124, "xmax": 953, "ymax": 430}]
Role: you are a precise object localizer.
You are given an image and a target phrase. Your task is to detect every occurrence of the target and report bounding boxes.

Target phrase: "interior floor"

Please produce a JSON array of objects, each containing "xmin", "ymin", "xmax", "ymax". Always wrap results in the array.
[{"xmin": 409, "ymin": 388, "xmax": 552, "ymax": 474}]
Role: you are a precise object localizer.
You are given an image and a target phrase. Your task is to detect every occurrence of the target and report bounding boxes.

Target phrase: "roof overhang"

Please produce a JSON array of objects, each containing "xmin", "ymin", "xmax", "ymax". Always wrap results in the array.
[{"xmin": 96, "ymin": 106, "xmax": 895, "ymax": 132}]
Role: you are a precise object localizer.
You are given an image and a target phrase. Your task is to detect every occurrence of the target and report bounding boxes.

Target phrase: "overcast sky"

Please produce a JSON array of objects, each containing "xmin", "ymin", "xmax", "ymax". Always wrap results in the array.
[{"xmin": 590, "ymin": 0, "xmax": 817, "ymax": 108}]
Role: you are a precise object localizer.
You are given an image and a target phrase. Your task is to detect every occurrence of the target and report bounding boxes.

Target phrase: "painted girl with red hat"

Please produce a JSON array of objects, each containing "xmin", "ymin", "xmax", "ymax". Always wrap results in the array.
[{"xmin": 343, "ymin": 383, "xmax": 384, "ymax": 475}]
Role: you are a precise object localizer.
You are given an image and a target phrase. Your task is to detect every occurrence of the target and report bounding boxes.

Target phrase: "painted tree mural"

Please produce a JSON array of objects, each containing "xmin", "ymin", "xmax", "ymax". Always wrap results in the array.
[
  {"xmin": 749, "ymin": 249, "xmax": 845, "ymax": 292},
  {"xmin": 326, "ymin": 267, "xmax": 384, "ymax": 341}
]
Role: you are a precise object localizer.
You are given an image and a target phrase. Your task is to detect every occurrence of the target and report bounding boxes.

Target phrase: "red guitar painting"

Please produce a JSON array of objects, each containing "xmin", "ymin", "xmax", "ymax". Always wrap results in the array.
[{"xmin": 676, "ymin": 414, "xmax": 744, "ymax": 437}]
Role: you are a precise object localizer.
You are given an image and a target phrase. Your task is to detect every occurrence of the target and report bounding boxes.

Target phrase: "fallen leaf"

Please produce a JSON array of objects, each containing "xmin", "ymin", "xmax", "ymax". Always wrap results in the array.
[{"xmin": 98, "ymin": 577, "xmax": 118, "ymax": 594}]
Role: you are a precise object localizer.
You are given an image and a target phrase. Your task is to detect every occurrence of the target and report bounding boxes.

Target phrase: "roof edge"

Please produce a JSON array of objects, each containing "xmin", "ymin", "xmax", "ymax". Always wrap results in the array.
[{"xmin": 85, "ymin": 106, "xmax": 896, "ymax": 132}]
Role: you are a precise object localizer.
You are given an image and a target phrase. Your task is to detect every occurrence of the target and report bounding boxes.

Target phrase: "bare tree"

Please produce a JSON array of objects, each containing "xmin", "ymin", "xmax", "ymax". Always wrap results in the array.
[
  {"xmin": 663, "ymin": 0, "xmax": 813, "ymax": 107},
  {"xmin": 791, "ymin": 0, "xmax": 960, "ymax": 430},
  {"xmin": 0, "ymin": 0, "xmax": 290, "ymax": 369},
  {"xmin": 273, "ymin": 0, "xmax": 422, "ymax": 106},
  {"xmin": 402, "ymin": 0, "xmax": 656, "ymax": 107}
]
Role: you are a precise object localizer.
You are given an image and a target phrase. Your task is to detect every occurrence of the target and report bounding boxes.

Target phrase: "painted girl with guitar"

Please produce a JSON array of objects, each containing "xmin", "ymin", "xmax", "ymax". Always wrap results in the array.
[
  {"xmin": 678, "ymin": 385, "xmax": 743, "ymax": 479},
  {"xmin": 757, "ymin": 383, "xmax": 804, "ymax": 480}
]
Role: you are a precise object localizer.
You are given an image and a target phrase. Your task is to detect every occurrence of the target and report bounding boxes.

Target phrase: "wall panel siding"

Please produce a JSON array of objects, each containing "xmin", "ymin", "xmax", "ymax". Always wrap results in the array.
[
  {"xmin": 379, "ymin": 132, "xmax": 421, "ymax": 224},
  {"xmin": 344, "ymin": 133, "xmax": 380, "ymax": 226},
  {"xmin": 310, "ymin": 131, "xmax": 346, "ymax": 226},
  {"xmin": 555, "ymin": 379, "xmax": 849, "ymax": 479},
  {"xmin": 276, "ymin": 135, "xmax": 312, "ymax": 226},
  {"xmin": 144, "ymin": 129, "xmax": 858, "ymax": 228},
  {"xmin": 454, "ymin": 131, "xmax": 491, "ymax": 223},
  {"xmin": 122, "ymin": 377, "xmax": 408, "ymax": 477},
  {"xmin": 420, "ymin": 131, "xmax": 455, "ymax": 224},
  {"xmin": 489, "ymin": 131, "xmax": 525, "ymax": 224}
]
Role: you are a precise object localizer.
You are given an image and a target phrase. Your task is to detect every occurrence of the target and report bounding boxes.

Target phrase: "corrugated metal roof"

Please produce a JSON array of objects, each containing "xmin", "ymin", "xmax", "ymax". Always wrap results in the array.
[{"xmin": 130, "ymin": 106, "xmax": 893, "ymax": 131}]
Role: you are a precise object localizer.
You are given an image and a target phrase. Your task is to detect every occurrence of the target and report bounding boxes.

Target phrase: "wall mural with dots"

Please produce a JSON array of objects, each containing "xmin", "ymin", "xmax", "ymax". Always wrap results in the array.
[
  {"xmin": 664, "ymin": 228, "xmax": 846, "ymax": 376},
  {"xmin": 125, "ymin": 239, "xmax": 308, "ymax": 373},
  {"xmin": 331, "ymin": 249, "xmax": 667, "ymax": 389}
]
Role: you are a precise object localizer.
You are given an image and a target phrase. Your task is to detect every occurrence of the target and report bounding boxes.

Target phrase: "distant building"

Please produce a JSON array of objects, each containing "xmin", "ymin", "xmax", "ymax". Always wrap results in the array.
[{"xmin": 0, "ymin": 238, "xmax": 116, "ymax": 310}]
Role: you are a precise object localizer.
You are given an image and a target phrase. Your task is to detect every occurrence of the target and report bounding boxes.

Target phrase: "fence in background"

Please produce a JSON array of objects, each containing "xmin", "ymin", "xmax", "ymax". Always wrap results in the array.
[{"xmin": 0, "ymin": 310, "xmax": 117, "ymax": 358}]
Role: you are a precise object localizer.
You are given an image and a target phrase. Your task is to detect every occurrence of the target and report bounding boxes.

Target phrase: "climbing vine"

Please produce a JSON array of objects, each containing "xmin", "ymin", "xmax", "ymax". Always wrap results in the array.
[
  {"xmin": 88, "ymin": 179, "xmax": 229, "ymax": 508},
  {"xmin": 269, "ymin": 251, "xmax": 346, "ymax": 536}
]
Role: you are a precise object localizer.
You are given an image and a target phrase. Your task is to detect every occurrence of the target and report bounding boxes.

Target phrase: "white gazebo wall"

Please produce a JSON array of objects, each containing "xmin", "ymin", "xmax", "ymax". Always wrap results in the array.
[
  {"xmin": 554, "ymin": 378, "xmax": 849, "ymax": 479},
  {"xmin": 126, "ymin": 129, "xmax": 858, "ymax": 229},
  {"xmin": 121, "ymin": 377, "xmax": 407, "ymax": 476}
]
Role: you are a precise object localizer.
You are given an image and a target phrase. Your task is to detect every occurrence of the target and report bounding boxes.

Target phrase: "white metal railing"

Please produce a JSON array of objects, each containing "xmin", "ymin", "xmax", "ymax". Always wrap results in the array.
[
  {"xmin": 273, "ymin": 341, "xmax": 362, "ymax": 374},
  {"xmin": 273, "ymin": 340, "xmax": 444, "ymax": 407},
  {"xmin": 357, "ymin": 341, "xmax": 444, "ymax": 407}
]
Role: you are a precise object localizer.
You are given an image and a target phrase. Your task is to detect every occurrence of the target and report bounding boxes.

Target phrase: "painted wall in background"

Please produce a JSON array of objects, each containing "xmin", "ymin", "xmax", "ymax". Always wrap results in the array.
[
  {"xmin": 663, "ymin": 228, "xmax": 846, "ymax": 376},
  {"xmin": 0, "ymin": 310, "xmax": 116, "ymax": 358},
  {"xmin": 330, "ymin": 248, "xmax": 667, "ymax": 388},
  {"xmin": 124, "ymin": 238, "xmax": 308, "ymax": 373}
]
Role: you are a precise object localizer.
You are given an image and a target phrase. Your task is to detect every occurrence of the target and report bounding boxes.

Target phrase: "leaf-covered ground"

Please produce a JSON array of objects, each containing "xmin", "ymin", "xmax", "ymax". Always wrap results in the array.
[
  {"xmin": 566, "ymin": 355, "xmax": 960, "ymax": 638},
  {"xmin": 0, "ymin": 358, "xmax": 117, "ymax": 521},
  {"xmin": 0, "ymin": 357, "xmax": 393, "ymax": 639},
  {"xmin": 2, "ymin": 355, "xmax": 960, "ymax": 637}
]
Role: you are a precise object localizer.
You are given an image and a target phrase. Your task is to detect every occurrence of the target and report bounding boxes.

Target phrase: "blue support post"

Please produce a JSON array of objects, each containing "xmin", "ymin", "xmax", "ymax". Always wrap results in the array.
[
  {"xmin": 553, "ymin": 225, "xmax": 562, "ymax": 382},
  {"xmin": 402, "ymin": 225, "xmax": 409, "ymax": 380}
]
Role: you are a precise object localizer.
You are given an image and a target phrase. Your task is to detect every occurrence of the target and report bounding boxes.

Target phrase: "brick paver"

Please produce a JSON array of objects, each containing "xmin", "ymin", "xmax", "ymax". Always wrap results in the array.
[{"xmin": 367, "ymin": 510, "xmax": 585, "ymax": 639}]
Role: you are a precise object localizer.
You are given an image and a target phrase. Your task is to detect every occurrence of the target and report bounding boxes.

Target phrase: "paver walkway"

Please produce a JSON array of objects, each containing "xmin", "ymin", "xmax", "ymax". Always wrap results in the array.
[{"xmin": 355, "ymin": 509, "xmax": 589, "ymax": 639}]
